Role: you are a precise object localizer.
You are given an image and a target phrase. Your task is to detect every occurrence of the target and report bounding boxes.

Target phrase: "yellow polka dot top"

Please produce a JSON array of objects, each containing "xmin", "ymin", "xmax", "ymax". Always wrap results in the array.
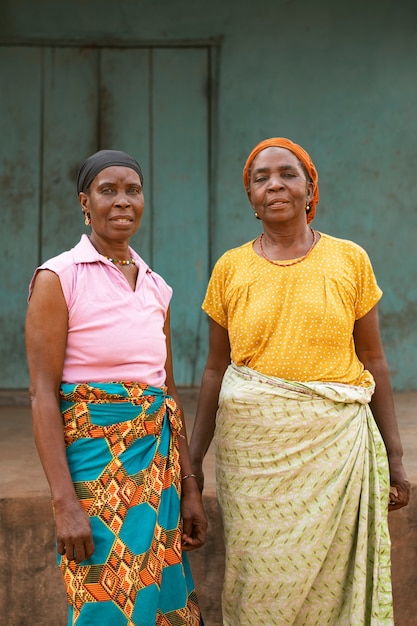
[{"xmin": 202, "ymin": 232, "xmax": 382, "ymax": 386}]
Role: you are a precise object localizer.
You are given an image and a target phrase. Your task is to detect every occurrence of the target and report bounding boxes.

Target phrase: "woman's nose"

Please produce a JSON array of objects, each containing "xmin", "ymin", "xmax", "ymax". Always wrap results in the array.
[
  {"xmin": 268, "ymin": 176, "xmax": 284, "ymax": 190},
  {"xmin": 114, "ymin": 192, "xmax": 131, "ymax": 206}
]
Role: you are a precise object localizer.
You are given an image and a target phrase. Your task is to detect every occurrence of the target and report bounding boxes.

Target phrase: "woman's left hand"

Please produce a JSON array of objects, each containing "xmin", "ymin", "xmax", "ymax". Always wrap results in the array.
[
  {"xmin": 180, "ymin": 485, "xmax": 208, "ymax": 551},
  {"xmin": 388, "ymin": 458, "xmax": 411, "ymax": 511}
]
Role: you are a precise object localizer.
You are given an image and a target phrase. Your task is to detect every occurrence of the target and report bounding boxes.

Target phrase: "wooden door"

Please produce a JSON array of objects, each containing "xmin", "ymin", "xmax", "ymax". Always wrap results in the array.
[{"xmin": 0, "ymin": 45, "xmax": 210, "ymax": 387}]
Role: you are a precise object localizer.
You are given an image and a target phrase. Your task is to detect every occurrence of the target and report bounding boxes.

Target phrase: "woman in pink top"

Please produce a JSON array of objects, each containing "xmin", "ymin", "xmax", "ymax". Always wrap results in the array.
[{"xmin": 26, "ymin": 150, "xmax": 207, "ymax": 626}]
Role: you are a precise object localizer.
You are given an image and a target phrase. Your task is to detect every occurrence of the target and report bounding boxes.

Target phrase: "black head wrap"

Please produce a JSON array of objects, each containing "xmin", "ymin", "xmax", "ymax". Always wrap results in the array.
[{"xmin": 77, "ymin": 149, "xmax": 144, "ymax": 194}]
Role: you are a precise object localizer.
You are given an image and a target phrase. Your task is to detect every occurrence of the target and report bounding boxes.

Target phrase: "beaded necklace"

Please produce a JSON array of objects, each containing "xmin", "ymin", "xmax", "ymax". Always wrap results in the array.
[
  {"xmin": 105, "ymin": 256, "xmax": 136, "ymax": 266},
  {"xmin": 258, "ymin": 228, "xmax": 317, "ymax": 267}
]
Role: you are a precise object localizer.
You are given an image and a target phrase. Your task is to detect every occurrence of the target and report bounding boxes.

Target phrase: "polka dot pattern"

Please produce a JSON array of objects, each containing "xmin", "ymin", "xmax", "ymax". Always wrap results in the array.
[{"xmin": 203, "ymin": 232, "xmax": 382, "ymax": 385}]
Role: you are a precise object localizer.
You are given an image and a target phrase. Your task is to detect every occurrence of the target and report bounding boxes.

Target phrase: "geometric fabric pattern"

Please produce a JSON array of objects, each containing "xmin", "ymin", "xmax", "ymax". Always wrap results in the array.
[
  {"xmin": 215, "ymin": 364, "xmax": 394, "ymax": 626},
  {"xmin": 58, "ymin": 382, "xmax": 201, "ymax": 626}
]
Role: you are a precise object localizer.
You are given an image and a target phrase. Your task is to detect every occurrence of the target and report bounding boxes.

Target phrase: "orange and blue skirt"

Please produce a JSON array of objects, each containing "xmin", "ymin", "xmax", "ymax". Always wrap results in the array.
[{"xmin": 58, "ymin": 381, "xmax": 202, "ymax": 626}]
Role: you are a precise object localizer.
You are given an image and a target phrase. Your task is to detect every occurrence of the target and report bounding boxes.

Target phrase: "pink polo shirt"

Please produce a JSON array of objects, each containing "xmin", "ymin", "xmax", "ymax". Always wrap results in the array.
[{"xmin": 29, "ymin": 235, "xmax": 172, "ymax": 387}]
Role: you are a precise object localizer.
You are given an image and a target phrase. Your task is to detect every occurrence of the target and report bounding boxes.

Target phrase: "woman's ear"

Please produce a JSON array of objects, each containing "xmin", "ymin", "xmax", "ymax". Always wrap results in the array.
[
  {"xmin": 306, "ymin": 182, "xmax": 314, "ymax": 203},
  {"xmin": 79, "ymin": 192, "xmax": 88, "ymax": 211}
]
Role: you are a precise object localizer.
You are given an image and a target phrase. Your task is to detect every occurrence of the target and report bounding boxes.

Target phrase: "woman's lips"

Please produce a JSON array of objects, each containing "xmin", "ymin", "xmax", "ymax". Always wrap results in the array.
[{"xmin": 267, "ymin": 199, "xmax": 288, "ymax": 207}]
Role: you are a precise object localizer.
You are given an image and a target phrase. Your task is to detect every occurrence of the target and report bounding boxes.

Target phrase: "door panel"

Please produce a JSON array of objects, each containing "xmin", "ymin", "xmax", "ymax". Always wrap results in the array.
[
  {"xmin": 42, "ymin": 47, "xmax": 99, "ymax": 260},
  {"xmin": 0, "ymin": 45, "xmax": 210, "ymax": 387},
  {"xmin": 0, "ymin": 47, "xmax": 42, "ymax": 386},
  {"xmin": 152, "ymin": 48, "xmax": 209, "ymax": 384},
  {"xmin": 100, "ymin": 48, "xmax": 152, "ymax": 261}
]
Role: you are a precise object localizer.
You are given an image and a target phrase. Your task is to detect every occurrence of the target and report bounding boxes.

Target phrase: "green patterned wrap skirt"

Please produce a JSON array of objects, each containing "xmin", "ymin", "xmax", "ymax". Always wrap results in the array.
[{"xmin": 216, "ymin": 364, "xmax": 393, "ymax": 626}]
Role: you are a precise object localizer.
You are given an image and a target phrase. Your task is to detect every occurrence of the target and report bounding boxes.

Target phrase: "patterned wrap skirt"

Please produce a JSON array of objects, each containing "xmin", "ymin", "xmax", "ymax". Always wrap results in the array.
[
  {"xmin": 58, "ymin": 381, "xmax": 202, "ymax": 626},
  {"xmin": 215, "ymin": 364, "xmax": 393, "ymax": 626}
]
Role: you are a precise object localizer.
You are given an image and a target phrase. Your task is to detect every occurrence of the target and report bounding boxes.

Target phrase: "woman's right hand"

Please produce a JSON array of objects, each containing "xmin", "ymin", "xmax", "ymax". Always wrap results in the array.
[
  {"xmin": 388, "ymin": 457, "xmax": 410, "ymax": 511},
  {"xmin": 53, "ymin": 497, "xmax": 95, "ymax": 563}
]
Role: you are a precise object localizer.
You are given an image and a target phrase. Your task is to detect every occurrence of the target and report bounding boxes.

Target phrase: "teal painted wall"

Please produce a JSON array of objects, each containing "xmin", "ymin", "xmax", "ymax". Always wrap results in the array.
[
  {"xmin": 2, "ymin": 0, "xmax": 417, "ymax": 389},
  {"xmin": 0, "ymin": 45, "xmax": 210, "ymax": 386}
]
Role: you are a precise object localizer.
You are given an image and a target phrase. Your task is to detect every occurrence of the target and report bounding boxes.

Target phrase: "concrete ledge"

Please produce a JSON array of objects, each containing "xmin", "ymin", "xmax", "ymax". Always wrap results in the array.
[
  {"xmin": 1, "ymin": 491, "xmax": 415, "ymax": 626},
  {"xmin": 0, "ymin": 390, "xmax": 416, "ymax": 625},
  {"xmin": 0, "ymin": 496, "xmax": 67, "ymax": 624},
  {"xmin": 388, "ymin": 490, "xmax": 417, "ymax": 626}
]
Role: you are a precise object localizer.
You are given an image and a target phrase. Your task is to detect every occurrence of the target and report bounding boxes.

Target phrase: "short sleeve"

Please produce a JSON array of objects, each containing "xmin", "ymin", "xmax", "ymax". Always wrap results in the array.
[
  {"xmin": 355, "ymin": 246, "xmax": 383, "ymax": 319},
  {"xmin": 28, "ymin": 250, "xmax": 77, "ymax": 306},
  {"xmin": 202, "ymin": 255, "xmax": 229, "ymax": 328},
  {"xmin": 147, "ymin": 271, "xmax": 172, "ymax": 317}
]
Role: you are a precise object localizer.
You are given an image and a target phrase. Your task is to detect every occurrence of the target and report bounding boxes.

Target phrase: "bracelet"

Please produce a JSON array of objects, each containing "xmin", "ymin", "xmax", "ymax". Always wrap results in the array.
[{"xmin": 182, "ymin": 473, "xmax": 197, "ymax": 481}]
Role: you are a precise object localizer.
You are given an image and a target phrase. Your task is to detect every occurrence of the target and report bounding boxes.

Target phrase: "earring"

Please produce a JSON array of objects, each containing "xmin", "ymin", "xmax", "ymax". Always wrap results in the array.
[
  {"xmin": 254, "ymin": 212, "xmax": 261, "ymax": 220},
  {"xmin": 306, "ymin": 204, "xmax": 311, "ymax": 213},
  {"xmin": 84, "ymin": 214, "xmax": 91, "ymax": 226}
]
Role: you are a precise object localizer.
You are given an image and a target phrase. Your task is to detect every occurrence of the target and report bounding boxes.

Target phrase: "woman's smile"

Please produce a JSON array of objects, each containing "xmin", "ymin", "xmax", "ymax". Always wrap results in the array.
[
  {"xmin": 109, "ymin": 216, "xmax": 134, "ymax": 224},
  {"xmin": 267, "ymin": 198, "xmax": 289, "ymax": 208}
]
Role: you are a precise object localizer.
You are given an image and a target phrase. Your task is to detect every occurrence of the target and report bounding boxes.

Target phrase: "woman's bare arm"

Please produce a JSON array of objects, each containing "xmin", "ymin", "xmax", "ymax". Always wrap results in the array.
[
  {"xmin": 26, "ymin": 270, "xmax": 94, "ymax": 562},
  {"xmin": 188, "ymin": 318, "xmax": 231, "ymax": 491},
  {"xmin": 163, "ymin": 308, "xmax": 207, "ymax": 550},
  {"xmin": 354, "ymin": 304, "xmax": 410, "ymax": 510}
]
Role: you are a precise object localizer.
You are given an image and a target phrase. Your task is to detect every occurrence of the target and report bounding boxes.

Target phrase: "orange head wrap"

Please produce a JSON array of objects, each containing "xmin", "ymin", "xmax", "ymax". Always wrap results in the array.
[{"xmin": 242, "ymin": 137, "xmax": 319, "ymax": 224}]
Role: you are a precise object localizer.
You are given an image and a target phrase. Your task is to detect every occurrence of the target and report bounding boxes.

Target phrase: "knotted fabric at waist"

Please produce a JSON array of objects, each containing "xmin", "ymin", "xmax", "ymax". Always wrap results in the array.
[
  {"xmin": 59, "ymin": 381, "xmax": 183, "ymax": 447},
  {"xmin": 228, "ymin": 363, "xmax": 375, "ymax": 405}
]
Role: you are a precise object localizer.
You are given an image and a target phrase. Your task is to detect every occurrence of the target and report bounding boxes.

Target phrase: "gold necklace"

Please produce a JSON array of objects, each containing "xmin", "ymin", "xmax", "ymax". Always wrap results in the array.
[{"xmin": 258, "ymin": 228, "xmax": 317, "ymax": 267}]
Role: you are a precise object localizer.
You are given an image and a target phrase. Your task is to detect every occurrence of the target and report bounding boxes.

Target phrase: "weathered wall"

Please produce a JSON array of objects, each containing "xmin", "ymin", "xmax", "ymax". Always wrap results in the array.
[{"xmin": 2, "ymin": 0, "xmax": 417, "ymax": 389}]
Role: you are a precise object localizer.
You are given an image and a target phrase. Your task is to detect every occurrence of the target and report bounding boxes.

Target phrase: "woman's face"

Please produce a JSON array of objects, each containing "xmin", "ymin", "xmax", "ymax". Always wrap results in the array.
[
  {"xmin": 80, "ymin": 166, "xmax": 144, "ymax": 244},
  {"xmin": 247, "ymin": 147, "xmax": 313, "ymax": 226}
]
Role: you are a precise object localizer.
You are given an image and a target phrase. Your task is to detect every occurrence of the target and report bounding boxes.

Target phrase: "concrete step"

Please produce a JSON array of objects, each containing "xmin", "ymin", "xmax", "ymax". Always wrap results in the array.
[{"xmin": 0, "ymin": 390, "xmax": 415, "ymax": 625}]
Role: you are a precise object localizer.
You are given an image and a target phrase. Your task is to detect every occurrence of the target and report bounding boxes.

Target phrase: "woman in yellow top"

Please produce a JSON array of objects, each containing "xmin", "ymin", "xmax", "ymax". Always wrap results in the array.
[{"xmin": 189, "ymin": 137, "xmax": 410, "ymax": 625}]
